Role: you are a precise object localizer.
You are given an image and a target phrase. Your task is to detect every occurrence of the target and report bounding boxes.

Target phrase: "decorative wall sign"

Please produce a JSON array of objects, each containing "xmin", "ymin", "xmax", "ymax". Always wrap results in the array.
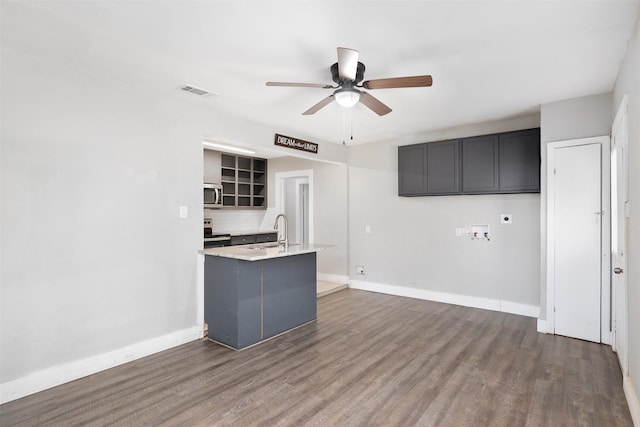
[{"xmin": 274, "ymin": 134, "xmax": 318, "ymax": 154}]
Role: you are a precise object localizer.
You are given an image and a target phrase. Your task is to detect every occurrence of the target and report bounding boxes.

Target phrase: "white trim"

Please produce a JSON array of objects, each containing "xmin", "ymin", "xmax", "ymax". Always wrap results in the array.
[
  {"xmin": 537, "ymin": 319, "xmax": 549, "ymax": 334},
  {"xmin": 500, "ymin": 300, "xmax": 540, "ymax": 318},
  {"xmin": 317, "ymin": 273, "xmax": 349, "ymax": 284},
  {"xmin": 611, "ymin": 94, "xmax": 630, "ymax": 375},
  {"xmin": 624, "ymin": 375, "xmax": 640, "ymax": 426},
  {"xmin": 0, "ymin": 326, "xmax": 202, "ymax": 404},
  {"xmin": 601, "ymin": 137, "xmax": 612, "ymax": 345},
  {"xmin": 197, "ymin": 253, "xmax": 205, "ymax": 326},
  {"xmin": 294, "ymin": 178, "xmax": 309, "ymax": 244},
  {"xmin": 546, "ymin": 136, "xmax": 611, "ymax": 342},
  {"xmin": 349, "ymin": 280, "xmax": 539, "ymax": 318},
  {"xmin": 612, "ymin": 95, "xmax": 629, "ymax": 133}
]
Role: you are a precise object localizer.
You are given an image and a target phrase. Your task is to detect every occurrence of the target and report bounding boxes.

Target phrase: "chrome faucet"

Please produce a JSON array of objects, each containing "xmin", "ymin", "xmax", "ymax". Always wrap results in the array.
[{"xmin": 273, "ymin": 213, "xmax": 289, "ymax": 248}]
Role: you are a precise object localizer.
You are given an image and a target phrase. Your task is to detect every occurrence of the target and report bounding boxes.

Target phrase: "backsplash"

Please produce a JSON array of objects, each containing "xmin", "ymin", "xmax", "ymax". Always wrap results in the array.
[{"xmin": 205, "ymin": 208, "xmax": 280, "ymax": 233}]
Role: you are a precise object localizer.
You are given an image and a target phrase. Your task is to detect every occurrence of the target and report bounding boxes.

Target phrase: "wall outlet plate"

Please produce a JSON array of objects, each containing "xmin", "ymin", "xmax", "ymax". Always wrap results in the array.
[
  {"xmin": 355, "ymin": 265, "xmax": 365, "ymax": 275},
  {"xmin": 501, "ymin": 214, "xmax": 512, "ymax": 224}
]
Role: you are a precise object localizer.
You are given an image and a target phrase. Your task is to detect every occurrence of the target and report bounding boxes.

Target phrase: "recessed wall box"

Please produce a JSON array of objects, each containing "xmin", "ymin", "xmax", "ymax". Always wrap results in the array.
[{"xmin": 470, "ymin": 224, "xmax": 490, "ymax": 241}]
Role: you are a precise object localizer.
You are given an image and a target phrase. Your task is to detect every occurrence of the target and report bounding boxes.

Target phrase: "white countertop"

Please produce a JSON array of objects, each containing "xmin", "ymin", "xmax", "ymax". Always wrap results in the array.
[{"xmin": 200, "ymin": 243, "xmax": 334, "ymax": 261}]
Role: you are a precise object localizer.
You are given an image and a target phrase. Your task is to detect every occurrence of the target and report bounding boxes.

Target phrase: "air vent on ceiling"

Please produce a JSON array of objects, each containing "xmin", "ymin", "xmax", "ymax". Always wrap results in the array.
[{"xmin": 180, "ymin": 85, "xmax": 212, "ymax": 96}]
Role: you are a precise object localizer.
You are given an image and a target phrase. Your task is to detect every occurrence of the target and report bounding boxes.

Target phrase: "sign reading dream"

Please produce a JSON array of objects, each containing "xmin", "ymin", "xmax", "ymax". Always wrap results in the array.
[{"xmin": 274, "ymin": 134, "xmax": 318, "ymax": 154}]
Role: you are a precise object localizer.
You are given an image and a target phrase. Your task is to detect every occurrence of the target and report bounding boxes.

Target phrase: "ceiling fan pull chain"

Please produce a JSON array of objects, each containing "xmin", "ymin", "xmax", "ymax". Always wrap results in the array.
[
  {"xmin": 350, "ymin": 111, "xmax": 354, "ymax": 141},
  {"xmin": 342, "ymin": 110, "xmax": 347, "ymax": 145}
]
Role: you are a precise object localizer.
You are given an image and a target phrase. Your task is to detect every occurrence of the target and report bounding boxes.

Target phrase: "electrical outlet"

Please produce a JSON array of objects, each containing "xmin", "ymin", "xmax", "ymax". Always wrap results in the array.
[
  {"xmin": 356, "ymin": 265, "xmax": 365, "ymax": 275},
  {"xmin": 501, "ymin": 214, "xmax": 512, "ymax": 224}
]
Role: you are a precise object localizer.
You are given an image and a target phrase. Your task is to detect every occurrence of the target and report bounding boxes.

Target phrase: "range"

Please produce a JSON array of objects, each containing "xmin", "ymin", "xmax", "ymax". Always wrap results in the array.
[{"xmin": 204, "ymin": 218, "xmax": 230, "ymax": 248}]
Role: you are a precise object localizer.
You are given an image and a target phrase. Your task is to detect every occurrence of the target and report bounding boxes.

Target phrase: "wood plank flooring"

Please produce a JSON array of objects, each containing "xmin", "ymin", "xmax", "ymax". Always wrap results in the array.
[{"xmin": 0, "ymin": 289, "xmax": 633, "ymax": 426}]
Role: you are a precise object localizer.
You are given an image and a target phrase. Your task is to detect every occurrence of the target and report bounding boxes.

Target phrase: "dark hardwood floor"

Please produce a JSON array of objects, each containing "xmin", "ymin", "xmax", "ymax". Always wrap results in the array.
[{"xmin": 0, "ymin": 289, "xmax": 633, "ymax": 426}]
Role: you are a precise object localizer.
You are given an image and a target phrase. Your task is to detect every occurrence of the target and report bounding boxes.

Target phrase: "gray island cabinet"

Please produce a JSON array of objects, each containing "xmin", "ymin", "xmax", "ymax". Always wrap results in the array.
[{"xmin": 201, "ymin": 244, "xmax": 332, "ymax": 350}]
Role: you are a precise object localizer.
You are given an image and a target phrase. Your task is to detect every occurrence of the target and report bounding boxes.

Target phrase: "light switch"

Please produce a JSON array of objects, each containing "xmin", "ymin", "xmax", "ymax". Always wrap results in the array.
[
  {"xmin": 179, "ymin": 206, "xmax": 188, "ymax": 218},
  {"xmin": 365, "ymin": 225, "xmax": 371, "ymax": 234}
]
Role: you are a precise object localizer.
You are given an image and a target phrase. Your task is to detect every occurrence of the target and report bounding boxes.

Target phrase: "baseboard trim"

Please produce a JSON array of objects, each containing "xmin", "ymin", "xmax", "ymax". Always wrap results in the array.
[
  {"xmin": 537, "ymin": 319, "xmax": 549, "ymax": 333},
  {"xmin": 624, "ymin": 375, "xmax": 640, "ymax": 426},
  {"xmin": 348, "ymin": 280, "xmax": 540, "ymax": 319},
  {"xmin": 317, "ymin": 273, "xmax": 349, "ymax": 284},
  {"xmin": 0, "ymin": 325, "xmax": 203, "ymax": 404}
]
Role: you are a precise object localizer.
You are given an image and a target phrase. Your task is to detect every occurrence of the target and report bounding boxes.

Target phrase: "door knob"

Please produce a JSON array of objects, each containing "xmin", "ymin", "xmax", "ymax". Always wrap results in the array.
[{"xmin": 614, "ymin": 267, "xmax": 624, "ymax": 274}]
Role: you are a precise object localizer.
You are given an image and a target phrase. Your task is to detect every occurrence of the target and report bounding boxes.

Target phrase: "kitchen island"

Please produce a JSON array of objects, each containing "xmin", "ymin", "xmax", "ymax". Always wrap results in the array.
[{"xmin": 201, "ymin": 243, "xmax": 333, "ymax": 350}]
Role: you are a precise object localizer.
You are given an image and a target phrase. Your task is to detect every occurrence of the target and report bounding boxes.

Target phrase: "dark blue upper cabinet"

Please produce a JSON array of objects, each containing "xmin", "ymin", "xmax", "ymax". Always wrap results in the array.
[
  {"xmin": 462, "ymin": 134, "xmax": 499, "ymax": 193},
  {"xmin": 398, "ymin": 128, "xmax": 540, "ymax": 197},
  {"xmin": 426, "ymin": 140, "xmax": 461, "ymax": 195},
  {"xmin": 498, "ymin": 129, "xmax": 541, "ymax": 192},
  {"xmin": 398, "ymin": 144, "xmax": 428, "ymax": 196}
]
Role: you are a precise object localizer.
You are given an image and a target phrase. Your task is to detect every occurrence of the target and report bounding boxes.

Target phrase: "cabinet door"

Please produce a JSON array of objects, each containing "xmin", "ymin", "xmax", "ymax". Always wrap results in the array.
[
  {"xmin": 462, "ymin": 135, "xmax": 499, "ymax": 193},
  {"xmin": 427, "ymin": 140, "xmax": 461, "ymax": 194},
  {"xmin": 230, "ymin": 235, "xmax": 257, "ymax": 246},
  {"xmin": 256, "ymin": 232, "xmax": 277, "ymax": 243},
  {"xmin": 203, "ymin": 149, "xmax": 221, "ymax": 183},
  {"xmin": 499, "ymin": 129, "xmax": 540, "ymax": 192},
  {"xmin": 398, "ymin": 144, "xmax": 427, "ymax": 195}
]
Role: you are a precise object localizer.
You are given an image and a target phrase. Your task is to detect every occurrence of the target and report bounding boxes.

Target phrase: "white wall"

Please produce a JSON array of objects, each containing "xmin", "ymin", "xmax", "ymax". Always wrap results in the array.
[
  {"xmin": 539, "ymin": 92, "xmax": 613, "ymax": 320},
  {"xmin": 0, "ymin": 47, "xmax": 200, "ymax": 384},
  {"xmin": 613, "ymin": 10, "xmax": 640, "ymax": 421},
  {"xmin": 347, "ymin": 115, "xmax": 542, "ymax": 314},
  {"xmin": 0, "ymin": 45, "xmax": 346, "ymax": 401}
]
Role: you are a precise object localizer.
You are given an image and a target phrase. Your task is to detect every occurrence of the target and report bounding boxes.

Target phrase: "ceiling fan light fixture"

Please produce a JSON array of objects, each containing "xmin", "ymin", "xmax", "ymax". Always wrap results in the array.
[{"xmin": 334, "ymin": 88, "xmax": 361, "ymax": 108}]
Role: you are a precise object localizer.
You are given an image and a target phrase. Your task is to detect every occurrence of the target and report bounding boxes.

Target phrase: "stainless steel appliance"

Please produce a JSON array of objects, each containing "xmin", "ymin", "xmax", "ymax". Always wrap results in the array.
[
  {"xmin": 204, "ymin": 218, "xmax": 230, "ymax": 248},
  {"xmin": 204, "ymin": 183, "xmax": 223, "ymax": 208}
]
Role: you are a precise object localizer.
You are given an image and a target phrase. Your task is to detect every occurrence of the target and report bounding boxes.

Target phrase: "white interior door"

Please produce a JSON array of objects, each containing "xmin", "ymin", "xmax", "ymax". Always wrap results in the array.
[
  {"xmin": 611, "ymin": 97, "xmax": 628, "ymax": 374},
  {"xmin": 552, "ymin": 143, "xmax": 602, "ymax": 342}
]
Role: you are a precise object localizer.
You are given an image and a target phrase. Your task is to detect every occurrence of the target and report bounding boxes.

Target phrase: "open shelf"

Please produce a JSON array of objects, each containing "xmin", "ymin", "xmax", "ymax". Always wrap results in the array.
[{"xmin": 216, "ymin": 153, "xmax": 267, "ymax": 209}]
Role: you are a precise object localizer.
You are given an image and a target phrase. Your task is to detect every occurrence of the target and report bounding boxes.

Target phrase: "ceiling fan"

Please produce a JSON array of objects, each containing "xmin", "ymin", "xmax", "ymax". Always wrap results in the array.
[{"xmin": 266, "ymin": 47, "xmax": 433, "ymax": 116}]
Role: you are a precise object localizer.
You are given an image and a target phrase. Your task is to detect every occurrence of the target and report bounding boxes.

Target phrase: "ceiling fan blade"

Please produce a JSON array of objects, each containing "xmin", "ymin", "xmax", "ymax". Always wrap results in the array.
[
  {"xmin": 302, "ymin": 95, "xmax": 335, "ymax": 115},
  {"xmin": 362, "ymin": 75, "xmax": 433, "ymax": 90},
  {"xmin": 266, "ymin": 82, "xmax": 333, "ymax": 88},
  {"xmin": 359, "ymin": 92, "xmax": 392, "ymax": 116},
  {"xmin": 337, "ymin": 47, "xmax": 359, "ymax": 81}
]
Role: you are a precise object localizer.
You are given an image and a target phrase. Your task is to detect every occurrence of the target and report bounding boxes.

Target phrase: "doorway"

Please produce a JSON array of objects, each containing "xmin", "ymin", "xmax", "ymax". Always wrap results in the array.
[
  {"xmin": 283, "ymin": 178, "xmax": 309, "ymax": 244},
  {"xmin": 546, "ymin": 136, "xmax": 610, "ymax": 343},
  {"xmin": 611, "ymin": 95, "xmax": 629, "ymax": 375},
  {"xmin": 275, "ymin": 170, "xmax": 314, "ymax": 244}
]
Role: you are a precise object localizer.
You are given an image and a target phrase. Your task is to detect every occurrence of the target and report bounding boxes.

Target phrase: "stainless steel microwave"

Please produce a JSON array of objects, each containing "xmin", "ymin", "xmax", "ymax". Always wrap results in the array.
[{"xmin": 204, "ymin": 183, "xmax": 223, "ymax": 208}]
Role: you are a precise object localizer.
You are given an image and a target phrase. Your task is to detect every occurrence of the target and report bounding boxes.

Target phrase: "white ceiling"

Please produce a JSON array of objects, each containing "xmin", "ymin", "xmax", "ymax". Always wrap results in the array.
[{"xmin": 2, "ymin": 1, "xmax": 639, "ymax": 148}]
